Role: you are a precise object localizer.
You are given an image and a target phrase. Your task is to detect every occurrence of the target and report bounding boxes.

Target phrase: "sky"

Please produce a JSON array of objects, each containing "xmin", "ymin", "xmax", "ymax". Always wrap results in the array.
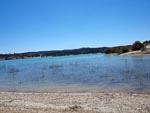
[{"xmin": 0, "ymin": 0, "xmax": 150, "ymax": 53}]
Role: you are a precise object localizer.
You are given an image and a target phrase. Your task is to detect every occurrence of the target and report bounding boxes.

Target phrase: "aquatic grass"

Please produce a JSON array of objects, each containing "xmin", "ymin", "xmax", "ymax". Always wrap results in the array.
[
  {"xmin": 49, "ymin": 64, "xmax": 64, "ymax": 76},
  {"xmin": 6, "ymin": 66, "xmax": 20, "ymax": 92},
  {"xmin": 8, "ymin": 67, "xmax": 20, "ymax": 74},
  {"xmin": 49, "ymin": 64, "xmax": 63, "ymax": 69},
  {"xmin": 0, "ymin": 64, "xmax": 7, "ymax": 73},
  {"xmin": 41, "ymin": 65, "xmax": 47, "ymax": 70}
]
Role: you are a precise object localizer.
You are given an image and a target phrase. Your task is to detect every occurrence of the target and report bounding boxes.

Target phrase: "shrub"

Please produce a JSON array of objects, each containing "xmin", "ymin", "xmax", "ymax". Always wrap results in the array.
[
  {"xmin": 104, "ymin": 46, "xmax": 129, "ymax": 54},
  {"xmin": 121, "ymin": 46, "xmax": 129, "ymax": 53},
  {"xmin": 114, "ymin": 48, "xmax": 122, "ymax": 54},
  {"xmin": 131, "ymin": 41, "xmax": 144, "ymax": 51},
  {"xmin": 141, "ymin": 46, "xmax": 146, "ymax": 51},
  {"xmin": 111, "ymin": 48, "xmax": 117, "ymax": 53},
  {"xmin": 104, "ymin": 48, "xmax": 112, "ymax": 54}
]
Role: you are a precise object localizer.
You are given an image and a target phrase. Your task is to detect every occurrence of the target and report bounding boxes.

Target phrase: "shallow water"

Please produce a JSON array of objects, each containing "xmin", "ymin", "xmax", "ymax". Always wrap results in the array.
[{"xmin": 0, "ymin": 54, "xmax": 150, "ymax": 93}]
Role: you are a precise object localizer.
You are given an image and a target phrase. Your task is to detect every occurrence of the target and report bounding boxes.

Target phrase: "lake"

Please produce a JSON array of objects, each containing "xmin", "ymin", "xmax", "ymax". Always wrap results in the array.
[{"xmin": 0, "ymin": 53, "xmax": 150, "ymax": 93}]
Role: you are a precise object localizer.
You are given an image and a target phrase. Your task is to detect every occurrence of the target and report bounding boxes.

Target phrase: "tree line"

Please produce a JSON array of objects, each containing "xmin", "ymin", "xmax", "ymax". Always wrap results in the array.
[{"xmin": 0, "ymin": 47, "xmax": 107, "ymax": 60}]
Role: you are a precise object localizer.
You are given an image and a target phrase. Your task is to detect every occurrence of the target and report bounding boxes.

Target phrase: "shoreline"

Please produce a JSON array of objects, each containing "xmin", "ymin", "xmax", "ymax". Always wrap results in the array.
[
  {"xmin": 106, "ymin": 51, "xmax": 150, "ymax": 56},
  {"xmin": 120, "ymin": 49, "xmax": 150, "ymax": 56},
  {"xmin": 0, "ymin": 91, "xmax": 150, "ymax": 113}
]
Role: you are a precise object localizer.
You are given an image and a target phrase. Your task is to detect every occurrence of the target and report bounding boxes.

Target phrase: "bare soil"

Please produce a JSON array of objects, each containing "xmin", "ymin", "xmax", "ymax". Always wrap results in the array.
[{"xmin": 0, "ymin": 92, "xmax": 150, "ymax": 113}]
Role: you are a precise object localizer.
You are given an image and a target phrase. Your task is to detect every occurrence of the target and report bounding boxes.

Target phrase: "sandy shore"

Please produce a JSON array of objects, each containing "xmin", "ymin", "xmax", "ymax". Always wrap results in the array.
[
  {"xmin": 0, "ymin": 92, "xmax": 150, "ymax": 113},
  {"xmin": 120, "ymin": 49, "xmax": 150, "ymax": 56}
]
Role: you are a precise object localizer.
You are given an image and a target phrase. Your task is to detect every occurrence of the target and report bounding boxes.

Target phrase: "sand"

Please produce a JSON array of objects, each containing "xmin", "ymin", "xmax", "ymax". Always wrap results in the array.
[
  {"xmin": 120, "ymin": 49, "xmax": 150, "ymax": 56},
  {"xmin": 0, "ymin": 92, "xmax": 150, "ymax": 113}
]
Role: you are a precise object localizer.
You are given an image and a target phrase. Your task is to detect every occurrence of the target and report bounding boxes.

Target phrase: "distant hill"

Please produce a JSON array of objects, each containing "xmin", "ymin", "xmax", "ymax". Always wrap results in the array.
[
  {"xmin": 0, "ymin": 47, "xmax": 108, "ymax": 60},
  {"xmin": 1, "ymin": 40, "xmax": 149, "ymax": 60}
]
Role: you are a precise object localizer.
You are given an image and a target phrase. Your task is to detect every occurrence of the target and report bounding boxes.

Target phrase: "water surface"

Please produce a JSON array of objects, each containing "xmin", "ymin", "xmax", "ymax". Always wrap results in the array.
[{"xmin": 0, "ymin": 54, "xmax": 150, "ymax": 93}]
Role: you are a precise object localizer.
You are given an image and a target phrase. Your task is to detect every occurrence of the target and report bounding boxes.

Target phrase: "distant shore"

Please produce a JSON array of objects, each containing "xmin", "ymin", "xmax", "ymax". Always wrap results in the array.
[
  {"xmin": 1, "ymin": 40, "xmax": 150, "ymax": 61},
  {"xmin": 0, "ymin": 47, "xmax": 107, "ymax": 61},
  {"xmin": 0, "ymin": 92, "xmax": 150, "ymax": 113},
  {"xmin": 105, "ymin": 41, "xmax": 150, "ymax": 56}
]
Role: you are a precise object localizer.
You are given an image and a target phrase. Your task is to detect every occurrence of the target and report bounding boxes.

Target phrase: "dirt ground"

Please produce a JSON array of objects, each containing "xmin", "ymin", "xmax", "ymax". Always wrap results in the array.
[{"xmin": 0, "ymin": 92, "xmax": 150, "ymax": 113}]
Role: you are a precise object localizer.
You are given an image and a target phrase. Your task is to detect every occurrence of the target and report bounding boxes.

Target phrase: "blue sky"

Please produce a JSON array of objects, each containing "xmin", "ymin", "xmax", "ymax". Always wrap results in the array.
[{"xmin": 0, "ymin": 0, "xmax": 150, "ymax": 53}]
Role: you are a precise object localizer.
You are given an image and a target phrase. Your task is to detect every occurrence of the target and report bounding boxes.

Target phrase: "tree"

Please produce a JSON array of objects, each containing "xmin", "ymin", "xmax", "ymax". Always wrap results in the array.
[
  {"xmin": 121, "ymin": 46, "xmax": 129, "ymax": 53},
  {"xmin": 104, "ymin": 48, "xmax": 112, "ymax": 54},
  {"xmin": 143, "ymin": 40, "xmax": 150, "ymax": 46},
  {"xmin": 131, "ymin": 41, "xmax": 144, "ymax": 51}
]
